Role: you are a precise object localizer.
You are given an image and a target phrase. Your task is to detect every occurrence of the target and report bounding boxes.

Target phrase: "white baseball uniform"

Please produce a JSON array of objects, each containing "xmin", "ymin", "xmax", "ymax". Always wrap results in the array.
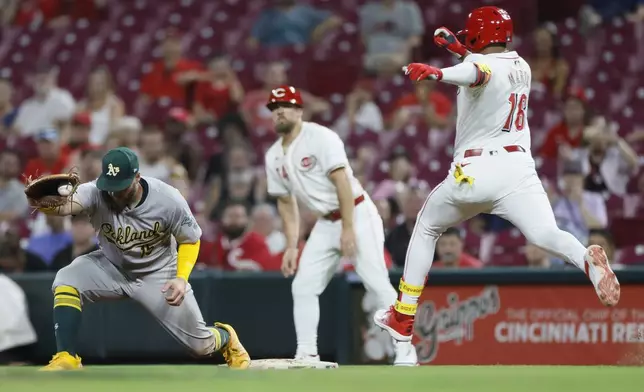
[
  {"xmin": 401, "ymin": 51, "xmax": 590, "ymax": 290},
  {"xmin": 265, "ymin": 121, "xmax": 415, "ymax": 363}
]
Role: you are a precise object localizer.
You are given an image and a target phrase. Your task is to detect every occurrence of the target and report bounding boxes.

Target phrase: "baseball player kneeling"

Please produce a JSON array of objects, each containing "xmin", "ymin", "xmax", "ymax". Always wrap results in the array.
[
  {"xmin": 264, "ymin": 86, "xmax": 417, "ymax": 366},
  {"xmin": 29, "ymin": 147, "xmax": 250, "ymax": 371}
]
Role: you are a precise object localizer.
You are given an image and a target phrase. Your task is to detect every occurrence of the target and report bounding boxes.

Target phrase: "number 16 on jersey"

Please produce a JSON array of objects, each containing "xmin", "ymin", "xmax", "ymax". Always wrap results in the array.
[{"xmin": 503, "ymin": 93, "xmax": 527, "ymax": 132}]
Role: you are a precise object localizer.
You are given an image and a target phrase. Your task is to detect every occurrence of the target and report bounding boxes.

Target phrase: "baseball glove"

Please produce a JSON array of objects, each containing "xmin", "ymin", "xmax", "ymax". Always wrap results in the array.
[{"xmin": 24, "ymin": 171, "xmax": 80, "ymax": 210}]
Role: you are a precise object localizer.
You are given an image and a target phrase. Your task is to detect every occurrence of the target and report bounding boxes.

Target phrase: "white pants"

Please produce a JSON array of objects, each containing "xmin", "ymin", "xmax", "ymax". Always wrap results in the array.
[
  {"xmin": 402, "ymin": 148, "xmax": 588, "ymax": 288},
  {"xmin": 292, "ymin": 196, "xmax": 396, "ymax": 355}
]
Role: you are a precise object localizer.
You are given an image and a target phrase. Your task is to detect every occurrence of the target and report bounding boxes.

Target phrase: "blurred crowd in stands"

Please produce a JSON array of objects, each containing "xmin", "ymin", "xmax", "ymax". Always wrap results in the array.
[{"xmin": 1, "ymin": 0, "xmax": 644, "ymax": 276}]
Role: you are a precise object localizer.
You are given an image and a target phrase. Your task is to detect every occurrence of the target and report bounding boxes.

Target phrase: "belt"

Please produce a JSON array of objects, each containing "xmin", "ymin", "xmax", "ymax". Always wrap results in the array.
[
  {"xmin": 324, "ymin": 194, "xmax": 365, "ymax": 221},
  {"xmin": 463, "ymin": 145, "xmax": 526, "ymax": 158}
]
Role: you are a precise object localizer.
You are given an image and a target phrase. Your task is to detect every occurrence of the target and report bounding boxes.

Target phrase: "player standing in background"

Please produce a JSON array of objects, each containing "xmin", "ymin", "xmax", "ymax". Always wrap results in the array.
[
  {"xmin": 375, "ymin": 6, "xmax": 620, "ymax": 343},
  {"xmin": 264, "ymin": 85, "xmax": 418, "ymax": 366},
  {"xmin": 34, "ymin": 147, "xmax": 250, "ymax": 370}
]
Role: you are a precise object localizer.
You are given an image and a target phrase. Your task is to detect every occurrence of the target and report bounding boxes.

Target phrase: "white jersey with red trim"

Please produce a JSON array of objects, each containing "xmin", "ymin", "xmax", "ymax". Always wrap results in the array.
[
  {"xmin": 264, "ymin": 121, "xmax": 364, "ymax": 215},
  {"xmin": 454, "ymin": 51, "xmax": 532, "ymax": 157}
]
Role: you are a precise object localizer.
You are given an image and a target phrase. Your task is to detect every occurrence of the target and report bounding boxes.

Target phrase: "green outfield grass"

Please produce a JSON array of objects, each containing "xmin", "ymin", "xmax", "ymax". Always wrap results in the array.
[{"xmin": 1, "ymin": 365, "xmax": 643, "ymax": 392}]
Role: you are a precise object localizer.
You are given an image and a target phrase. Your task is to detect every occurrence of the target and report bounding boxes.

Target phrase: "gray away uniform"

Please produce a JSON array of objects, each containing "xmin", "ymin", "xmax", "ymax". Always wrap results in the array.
[{"xmin": 53, "ymin": 177, "xmax": 216, "ymax": 356}]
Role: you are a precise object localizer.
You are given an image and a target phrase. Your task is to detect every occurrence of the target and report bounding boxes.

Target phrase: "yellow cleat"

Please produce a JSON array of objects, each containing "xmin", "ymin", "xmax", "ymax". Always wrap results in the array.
[
  {"xmin": 215, "ymin": 322, "xmax": 251, "ymax": 369},
  {"xmin": 39, "ymin": 352, "xmax": 83, "ymax": 371}
]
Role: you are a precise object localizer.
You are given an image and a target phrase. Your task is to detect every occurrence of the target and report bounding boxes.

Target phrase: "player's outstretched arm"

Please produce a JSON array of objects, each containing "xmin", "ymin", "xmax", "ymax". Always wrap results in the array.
[
  {"xmin": 403, "ymin": 61, "xmax": 490, "ymax": 88},
  {"xmin": 24, "ymin": 173, "xmax": 90, "ymax": 216},
  {"xmin": 42, "ymin": 196, "xmax": 86, "ymax": 216}
]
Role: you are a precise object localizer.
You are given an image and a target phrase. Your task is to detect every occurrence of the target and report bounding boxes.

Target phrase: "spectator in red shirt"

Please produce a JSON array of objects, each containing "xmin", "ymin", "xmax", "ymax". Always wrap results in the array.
[
  {"xmin": 138, "ymin": 29, "xmax": 203, "ymax": 105},
  {"xmin": 5, "ymin": 0, "xmax": 60, "ymax": 28},
  {"xmin": 250, "ymin": 203, "xmax": 287, "ymax": 255},
  {"xmin": 211, "ymin": 202, "xmax": 280, "ymax": 271},
  {"xmin": 23, "ymin": 128, "xmax": 69, "ymax": 181},
  {"xmin": 388, "ymin": 81, "xmax": 453, "ymax": 130},
  {"xmin": 539, "ymin": 88, "xmax": 590, "ymax": 159},
  {"xmin": 433, "ymin": 228, "xmax": 483, "ymax": 269},
  {"xmin": 193, "ymin": 55, "xmax": 244, "ymax": 124}
]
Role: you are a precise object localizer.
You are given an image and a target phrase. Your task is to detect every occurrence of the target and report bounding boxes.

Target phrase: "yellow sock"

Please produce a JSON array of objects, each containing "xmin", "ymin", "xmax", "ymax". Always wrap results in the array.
[
  {"xmin": 396, "ymin": 279, "xmax": 424, "ymax": 316},
  {"xmin": 209, "ymin": 326, "xmax": 230, "ymax": 351},
  {"xmin": 53, "ymin": 285, "xmax": 82, "ymax": 356}
]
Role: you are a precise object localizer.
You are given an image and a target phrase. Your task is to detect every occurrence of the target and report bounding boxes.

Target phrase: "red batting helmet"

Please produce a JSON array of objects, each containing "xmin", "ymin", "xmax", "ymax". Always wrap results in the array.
[
  {"xmin": 266, "ymin": 85, "xmax": 303, "ymax": 111},
  {"xmin": 457, "ymin": 6, "xmax": 513, "ymax": 53}
]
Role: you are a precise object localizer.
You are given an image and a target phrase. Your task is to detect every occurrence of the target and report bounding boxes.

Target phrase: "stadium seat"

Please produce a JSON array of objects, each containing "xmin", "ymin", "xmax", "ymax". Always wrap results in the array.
[
  {"xmin": 605, "ymin": 195, "xmax": 625, "ymax": 221},
  {"xmin": 463, "ymin": 230, "xmax": 482, "ymax": 258},
  {"xmin": 489, "ymin": 245, "xmax": 527, "ymax": 267},
  {"xmin": 195, "ymin": 125, "xmax": 223, "ymax": 159},
  {"xmin": 618, "ymin": 244, "xmax": 644, "ymax": 265}
]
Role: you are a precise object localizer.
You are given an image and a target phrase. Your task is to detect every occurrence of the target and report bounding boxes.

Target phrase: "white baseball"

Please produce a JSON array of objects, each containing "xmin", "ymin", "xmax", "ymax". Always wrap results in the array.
[{"xmin": 58, "ymin": 184, "xmax": 73, "ymax": 196}]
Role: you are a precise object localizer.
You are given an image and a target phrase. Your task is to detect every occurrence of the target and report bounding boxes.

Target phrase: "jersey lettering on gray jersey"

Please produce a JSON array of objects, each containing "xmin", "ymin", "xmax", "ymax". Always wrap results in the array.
[{"xmin": 74, "ymin": 176, "xmax": 201, "ymax": 273}]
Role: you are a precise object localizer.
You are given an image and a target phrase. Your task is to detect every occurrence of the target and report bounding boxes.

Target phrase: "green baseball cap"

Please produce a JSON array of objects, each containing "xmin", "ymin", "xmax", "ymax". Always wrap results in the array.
[{"xmin": 96, "ymin": 147, "xmax": 139, "ymax": 192}]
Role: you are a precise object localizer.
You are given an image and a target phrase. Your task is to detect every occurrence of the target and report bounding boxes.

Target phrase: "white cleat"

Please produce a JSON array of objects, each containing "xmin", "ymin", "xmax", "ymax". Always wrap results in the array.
[
  {"xmin": 393, "ymin": 341, "xmax": 418, "ymax": 366},
  {"xmin": 585, "ymin": 245, "xmax": 620, "ymax": 306}
]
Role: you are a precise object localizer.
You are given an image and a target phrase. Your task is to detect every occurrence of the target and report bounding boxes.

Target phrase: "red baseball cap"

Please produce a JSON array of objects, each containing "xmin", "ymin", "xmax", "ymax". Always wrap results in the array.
[
  {"xmin": 566, "ymin": 86, "xmax": 587, "ymax": 103},
  {"xmin": 73, "ymin": 112, "xmax": 91, "ymax": 126},
  {"xmin": 266, "ymin": 85, "xmax": 303, "ymax": 111},
  {"xmin": 168, "ymin": 107, "xmax": 190, "ymax": 123}
]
